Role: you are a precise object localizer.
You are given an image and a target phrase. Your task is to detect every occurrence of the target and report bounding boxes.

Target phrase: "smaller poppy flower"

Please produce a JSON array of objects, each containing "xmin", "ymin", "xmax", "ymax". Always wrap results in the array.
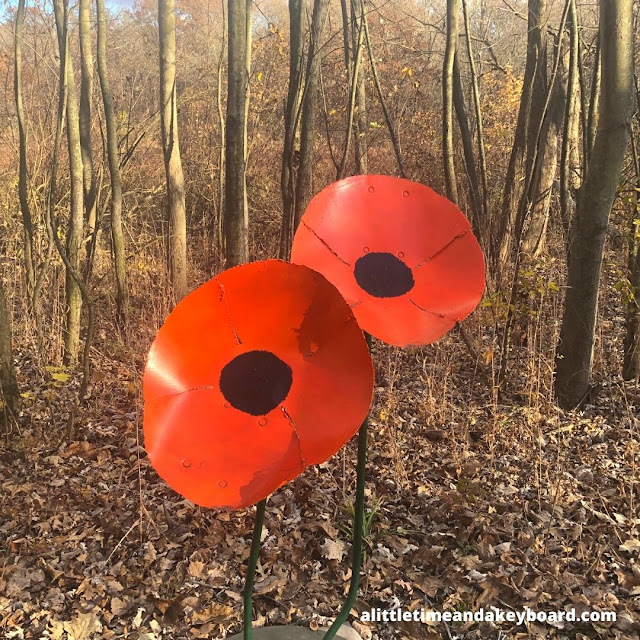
[
  {"xmin": 143, "ymin": 260, "xmax": 373, "ymax": 510},
  {"xmin": 291, "ymin": 175, "xmax": 485, "ymax": 347}
]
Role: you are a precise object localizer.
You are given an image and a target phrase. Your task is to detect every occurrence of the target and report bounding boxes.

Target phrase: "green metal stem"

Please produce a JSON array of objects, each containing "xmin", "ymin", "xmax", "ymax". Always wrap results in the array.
[
  {"xmin": 323, "ymin": 334, "xmax": 371, "ymax": 639},
  {"xmin": 244, "ymin": 498, "xmax": 267, "ymax": 640}
]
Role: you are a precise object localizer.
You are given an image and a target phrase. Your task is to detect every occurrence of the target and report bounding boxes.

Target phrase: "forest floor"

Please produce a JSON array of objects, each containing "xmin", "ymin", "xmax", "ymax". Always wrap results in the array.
[{"xmin": 1, "ymin": 276, "xmax": 640, "ymax": 640}]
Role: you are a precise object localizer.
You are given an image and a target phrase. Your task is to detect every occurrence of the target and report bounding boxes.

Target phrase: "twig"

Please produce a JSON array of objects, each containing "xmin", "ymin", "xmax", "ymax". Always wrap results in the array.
[
  {"xmin": 104, "ymin": 518, "xmax": 141, "ymax": 566},
  {"xmin": 443, "ymin": 620, "xmax": 454, "ymax": 640}
]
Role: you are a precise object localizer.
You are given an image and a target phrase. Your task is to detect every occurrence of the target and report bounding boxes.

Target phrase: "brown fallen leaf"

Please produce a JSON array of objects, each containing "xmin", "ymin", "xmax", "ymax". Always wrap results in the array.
[
  {"xmin": 190, "ymin": 622, "xmax": 217, "ymax": 639},
  {"xmin": 254, "ymin": 573, "xmax": 288, "ymax": 595},
  {"xmin": 191, "ymin": 602, "xmax": 234, "ymax": 624},
  {"xmin": 352, "ymin": 620, "xmax": 373, "ymax": 639},
  {"xmin": 615, "ymin": 569, "xmax": 640, "ymax": 590},
  {"xmin": 188, "ymin": 560, "xmax": 205, "ymax": 577},
  {"xmin": 48, "ymin": 620, "xmax": 66, "ymax": 640},
  {"xmin": 321, "ymin": 538, "xmax": 346, "ymax": 561},
  {"xmin": 63, "ymin": 611, "xmax": 103, "ymax": 640},
  {"xmin": 619, "ymin": 538, "xmax": 640, "ymax": 553},
  {"xmin": 110, "ymin": 596, "xmax": 131, "ymax": 616}
]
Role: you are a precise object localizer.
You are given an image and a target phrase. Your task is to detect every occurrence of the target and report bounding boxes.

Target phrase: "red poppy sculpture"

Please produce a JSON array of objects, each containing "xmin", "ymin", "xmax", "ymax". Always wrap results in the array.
[
  {"xmin": 291, "ymin": 175, "xmax": 485, "ymax": 346},
  {"xmin": 289, "ymin": 176, "xmax": 485, "ymax": 640},
  {"xmin": 143, "ymin": 260, "xmax": 374, "ymax": 510}
]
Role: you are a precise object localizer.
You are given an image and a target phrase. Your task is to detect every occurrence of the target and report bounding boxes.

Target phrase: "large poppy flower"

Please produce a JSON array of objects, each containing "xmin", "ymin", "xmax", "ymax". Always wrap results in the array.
[
  {"xmin": 143, "ymin": 260, "xmax": 373, "ymax": 509},
  {"xmin": 291, "ymin": 175, "xmax": 485, "ymax": 346}
]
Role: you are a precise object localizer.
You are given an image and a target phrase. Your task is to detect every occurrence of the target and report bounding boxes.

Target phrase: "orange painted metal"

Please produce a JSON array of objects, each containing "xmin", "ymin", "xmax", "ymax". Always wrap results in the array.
[
  {"xmin": 143, "ymin": 260, "xmax": 374, "ymax": 509},
  {"xmin": 291, "ymin": 175, "xmax": 485, "ymax": 346}
]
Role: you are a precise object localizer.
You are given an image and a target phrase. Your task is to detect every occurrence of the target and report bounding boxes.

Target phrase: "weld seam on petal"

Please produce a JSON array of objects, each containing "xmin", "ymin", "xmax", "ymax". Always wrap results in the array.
[
  {"xmin": 281, "ymin": 405, "xmax": 307, "ymax": 470},
  {"xmin": 408, "ymin": 298, "xmax": 448, "ymax": 319},
  {"xmin": 414, "ymin": 229, "xmax": 469, "ymax": 269},
  {"xmin": 146, "ymin": 385, "xmax": 217, "ymax": 403},
  {"xmin": 216, "ymin": 279, "xmax": 242, "ymax": 344},
  {"xmin": 301, "ymin": 221, "xmax": 352, "ymax": 266}
]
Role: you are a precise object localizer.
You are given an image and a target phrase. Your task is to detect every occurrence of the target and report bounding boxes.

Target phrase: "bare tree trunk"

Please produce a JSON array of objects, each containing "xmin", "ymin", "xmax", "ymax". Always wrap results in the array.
[
  {"xmin": 496, "ymin": 0, "xmax": 547, "ymax": 268},
  {"xmin": 44, "ymin": 0, "xmax": 68, "ymax": 352},
  {"xmin": 453, "ymin": 53, "xmax": 481, "ymax": 234},
  {"xmin": 242, "ymin": 0, "xmax": 251, "ymax": 222},
  {"xmin": 159, "ymin": 0, "xmax": 187, "ymax": 298},
  {"xmin": 14, "ymin": 0, "xmax": 35, "ymax": 304},
  {"xmin": 216, "ymin": 0, "xmax": 226, "ymax": 257},
  {"xmin": 522, "ymin": 33, "xmax": 568, "ymax": 255},
  {"xmin": 586, "ymin": 35, "xmax": 601, "ymax": 165},
  {"xmin": 53, "ymin": 0, "xmax": 84, "ymax": 364},
  {"xmin": 279, "ymin": 0, "xmax": 304, "ymax": 259},
  {"xmin": 0, "ymin": 280, "xmax": 18, "ymax": 424},
  {"xmin": 352, "ymin": 0, "xmax": 368, "ymax": 174},
  {"xmin": 52, "ymin": 0, "xmax": 94, "ymax": 395},
  {"xmin": 462, "ymin": 0, "xmax": 488, "ymax": 235},
  {"xmin": 337, "ymin": 1, "xmax": 364, "ymax": 180},
  {"xmin": 225, "ymin": 0, "xmax": 251, "ymax": 267},
  {"xmin": 443, "ymin": 0, "xmax": 459, "ymax": 204},
  {"xmin": 336, "ymin": 0, "xmax": 366, "ymax": 179},
  {"xmin": 497, "ymin": 2, "xmax": 569, "ymax": 385},
  {"xmin": 361, "ymin": 0, "xmax": 406, "ymax": 178},
  {"xmin": 568, "ymin": 70, "xmax": 582, "ymax": 191},
  {"xmin": 623, "ymin": 126, "xmax": 640, "ymax": 380},
  {"xmin": 294, "ymin": 0, "xmax": 329, "ymax": 228},
  {"xmin": 513, "ymin": 0, "xmax": 569, "ymax": 247},
  {"xmin": 319, "ymin": 65, "xmax": 339, "ymax": 174},
  {"xmin": 555, "ymin": 0, "xmax": 634, "ymax": 408},
  {"xmin": 79, "ymin": 0, "xmax": 97, "ymax": 249},
  {"xmin": 559, "ymin": 0, "xmax": 579, "ymax": 239},
  {"xmin": 340, "ymin": 0, "xmax": 351, "ymax": 79},
  {"xmin": 96, "ymin": 0, "xmax": 128, "ymax": 328},
  {"xmin": 576, "ymin": 29, "xmax": 589, "ymax": 174}
]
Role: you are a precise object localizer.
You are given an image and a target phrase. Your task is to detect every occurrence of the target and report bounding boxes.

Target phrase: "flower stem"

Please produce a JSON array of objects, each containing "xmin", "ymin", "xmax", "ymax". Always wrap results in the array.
[{"xmin": 244, "ymin": 498, "xmax": 267, "ymax": 640}]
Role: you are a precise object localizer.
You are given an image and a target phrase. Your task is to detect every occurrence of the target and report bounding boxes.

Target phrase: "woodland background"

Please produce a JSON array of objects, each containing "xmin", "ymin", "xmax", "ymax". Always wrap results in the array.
[{"xmin": 0, "ymin": 0, "xmax": 639, "ymax": 638}]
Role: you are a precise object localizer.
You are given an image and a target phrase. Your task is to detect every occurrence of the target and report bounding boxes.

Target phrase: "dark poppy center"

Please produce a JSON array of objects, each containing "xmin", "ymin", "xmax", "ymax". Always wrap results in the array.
[
  {"xmin": 354, "ymin": 252, "xmax": 414, "ymax": 298},
  {"xmin": 220, "ymin": 350, "xmax": 292, "ymax": 416}
]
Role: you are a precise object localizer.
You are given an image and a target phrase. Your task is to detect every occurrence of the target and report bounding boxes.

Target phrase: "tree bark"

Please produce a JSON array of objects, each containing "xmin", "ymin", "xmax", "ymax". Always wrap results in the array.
[
  {"xmin": 361, "ymin": 0, "xmax": 406, "ymax": 178},
  {"xmin": 279, "ymin": 0, "xmax": 304, "ymax": 259},
  {"xmin": 335, "ymin": 0, "xmax": 367, "ymax": 179},
  {"xmin": 159, "ymin": 0, "xmax": 187, "ymax": 298},
  {"xmin": 559, "ymin": 0, "xmax": 579, "ymax": 240},
  {"xmin": 294, "ymin": 0, "xmax": 330, "ymax": 229},
  {"xmin": 576, "ymin": 28, "xmax": 589, "ymax": 175},
  {"xmin": 522, "ymin": 33, "xmax": 568, "ymax": 255},
  {"xmin": 52, "ymin": 0, "xmax": 94, "ymax": 396},
  {"xmin": 0, "ymin": 280, "xmax": 18, "ymax": 422},
  {"xmin": 462, "ymin": 0, "xmax": 488, "ymax": 236},
  {"xmin": 352, "ymin": 0, "xmax": 368, "ymax": 175},
  {"xmin": 242, "ymin": 0, "xmax": 251, "ymax": 221},
  {"xmin": 53, "ymin": 0, "xmax": 85, "ymax": 364},
  {"xmin": 340, "ymin": 0, "xmax": 351, "ymax": 79},
  {"xmin": 336, "ymin": 0, "xmax": 364, "ymax": 181},
  {"xmin": 79, "ymin": 0, "xmax": 97, "ymax": 245},
  {"xmin": 96, "ymin": 0, "xmax": 128, "ymax": 328},
  {"xmin": 14, "ymin": 0, "xmax": 36, "ymax": 304},
  {"xmin": 443, "ymin": 0, "xmax": 459, "ymax": 204},
  {"xmin": 225, "ymin": 0, "xmax": 251, "ymax": 267},
  {"xmin": 623, "ymin": 127, "xmax": 640, "ymax": 380},
  {"xmin": 513, "ymin": 0, "xmax": 569, "ymax": 250},
  {"xmin": 453, "ymin": 52, "xmax": 481, "ymax": 234},
  {"xmin": 216, "ymin": 0, "xmax": 226, "ymax": 257},
  {"xmin": 497, "ymin": 3, "xmax": 569, "ymax": 385},
  {"xmin": 496, "ymin": 0, "xmax": 547, "ymax": 269},
  {"xmin": 586, "ymin": 35, "xmax": 600, "ymax": 165},
  {"xmin": 555, "ymin": 0, "xmax": 634, "ymax": 408},
  {"xmin": 44, "ymin": 0, "xmax": 67, "ymax": 350}
]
